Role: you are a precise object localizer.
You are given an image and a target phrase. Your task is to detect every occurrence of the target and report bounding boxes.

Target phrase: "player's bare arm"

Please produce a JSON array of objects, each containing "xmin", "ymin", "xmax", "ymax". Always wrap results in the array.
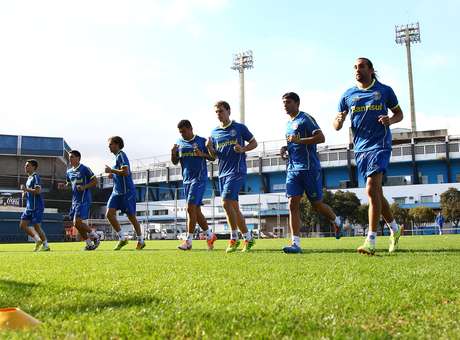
[
  {"xmin": 288, "ymin": 131, "xmax": 325, "ymax": 145},
  {"xmin": 333, "ymin": 111, "xmax": 348, "ymax": 130},
  {"xmin": 171, "ymin": 144, "xmax": 179, "ymax": 165},
  {"xmin": 206, "ymin": 138, "xmax": 217, "ymax": 161},
  {"xmin": 77, "ymin": 177, "xmax": 98, "ymax": 192},
  {"xmin": 378, "ymin": 106, "xmax": 403, "ymax": 126},
  {"xmin": 105, "ymin": 165, "xmax": 129, "ymax": 177},
  {"xmin": 234, "ymin": 138, "xmax": 257, "ymax": 154}
]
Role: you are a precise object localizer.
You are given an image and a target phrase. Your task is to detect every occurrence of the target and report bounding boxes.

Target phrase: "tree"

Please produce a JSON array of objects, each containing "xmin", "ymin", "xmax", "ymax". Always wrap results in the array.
[
  {"xmin": 390, "ymin": 203, "xmax": 411, "ymax": 228},
  {"xmin": 409, "ymin": 206, "xmax": 435, "ymax": 226},
  {"xmin": 299, "ymin": 195, "xmax": 320, "ymax": 234},
  {"xmin": 331, "ymin": 190, "xmax": 361, "ymax": 224},
  {"xmin": 299, "ymin": 189, "xmax": 335, "ymax": 234},
  {"xmin": 440, "ymin": 187, "xmax": 460, "ymax": 227},
  {"xmin": 356, "ymin": 204, "xmax": 369, "ymax": 228}
]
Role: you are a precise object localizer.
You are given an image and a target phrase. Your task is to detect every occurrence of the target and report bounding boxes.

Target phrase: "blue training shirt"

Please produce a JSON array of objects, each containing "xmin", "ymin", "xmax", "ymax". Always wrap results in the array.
[
  {"xmin": 177, "ymin": 135, "xmax": 209, "ymax": 184},
  {"xmin": 25, "ymin": 173, "xmax": 44, "ymax": 211},
  {"xmin": 338, "ymin": 79, "xmax": 399, "ymax": 152},
  {"xmin": 210, "ymin": 121, "xmax": 254, "ymax": 177},
  {"xmin": 286, "ymin": 111, "xmax": 322, "ymax": 172},
  {"xmin": 112, "ymin": 150, "xmax": 135, "ymax": 195},
  {"xmin": 66, "ymin": 164, "xmax": 96, "ymax": 205}
]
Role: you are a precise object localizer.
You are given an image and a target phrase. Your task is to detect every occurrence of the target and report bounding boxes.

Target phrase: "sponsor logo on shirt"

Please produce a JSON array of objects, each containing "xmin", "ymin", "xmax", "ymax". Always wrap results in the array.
[
  {"xmin": 351, "ymin": 104, "xmax": 383, "ymax": 113},
  {"xmin": 373, "ymin": 91, "xmax": 382, "ymax": 100},
  {"xmin": 230, "ymin": 129, "xmax": 237, "ymax": 137}
]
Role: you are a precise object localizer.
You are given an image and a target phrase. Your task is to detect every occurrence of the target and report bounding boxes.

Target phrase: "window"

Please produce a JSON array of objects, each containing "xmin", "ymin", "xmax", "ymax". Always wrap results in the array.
[
  {"xmin": 339, "ymin": 152, "xmax": 347, "ymax": 160},
  {"xmin": 419, "ymin": 175, "xmax": 428, "ymax": 184},
  {"xmin": 270, "ymin": 158, "xmax": 278, "ymax": 166},
  {"xmin": 425, "ymin": 145, "xmax": 435, "ymax": 154},
  {"xmin": 449, "ymin": 143, "xmax": 459, "ymax": 152},
  {"xmin": 329, "ymin": 153, "xmax": 338, "ymax": 161},
  {"xmin": 392, "ymin": 147, "xmax": 401, "ymax": 156},
  {"xmin": 386, "ymin": 176, "xmax": 411, "ymax": 186},
  {"xmin": 319, "ymin": 153, "xmax": 328, "ymax": 161},
  {"xmin": 436, "ymin": 144, "xmax": 446, "ymax": 153},
  {"xmin": 437, "ymin": 174, "xmax": 444, "ymax": 184},
  {"xmin": 267, "ymin": 202, "xmax": 288, "ymax": 210},
  {"xmin": 402, "ymin": 146, "xmax": 412, "ymax": 156},
  {"xmin": 393, "ymin": 197, "xmax": 406, "ymax": 205},
  {"xmin": 262, "ymin": 159, "xmax": 270, "ymax": 167},
  {"xmin": 152, "ymin": 209, "xmax": 168, "ymax": 216},
  {"xmin": 253, "ymin": 159, "xmax": 260, "ymax": 168},
  {"xmin": 456, "ymin": 174, "xmax": 460, "ymax": 183},
  {"xmin": 241, "ymin": 204, "xmax": 258, "ymax": 212},
  {"xmin": 420, "ymin": 195, "xmax": 433, "ymax": 203},
  {"xmin": 415, "ymin": 146, "xmax": 424, "ymax": 154},
  {"xmin": 273, "ymin": 183, "xmax": 286, "ymax": 191}
]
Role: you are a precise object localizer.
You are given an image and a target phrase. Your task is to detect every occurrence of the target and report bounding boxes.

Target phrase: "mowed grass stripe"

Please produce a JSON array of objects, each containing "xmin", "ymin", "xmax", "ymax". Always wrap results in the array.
[{"xmin": 0, "ymin": 235, "xmax": 459, "ymax": 339}]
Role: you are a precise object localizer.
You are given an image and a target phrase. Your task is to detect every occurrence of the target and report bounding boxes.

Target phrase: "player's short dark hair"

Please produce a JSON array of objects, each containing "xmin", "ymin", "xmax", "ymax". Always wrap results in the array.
[
  {"xmin": 177, "ymin": 120, "xmax": 192, "ymax": 129},
  {"xmin": 26, "ymin": 159, "xmax": 38, "ymax": 169},
  {"xmin": 282, "ymin": 92, "xmax": 300, "ymax": 103},
  {"xmin": 69, "ymin": 150, "xmax": 81, "ymax": 159},
  {"xmin": 357, "ymin": 57, "xmax": 378, "ymax": 79},
  {"xmin": 214, "ymin": 100, "xmax": 231, "ymax": 111},
  {"xmin": 108, "ymin": 136, "xmax": 124, "ymax": 149}
]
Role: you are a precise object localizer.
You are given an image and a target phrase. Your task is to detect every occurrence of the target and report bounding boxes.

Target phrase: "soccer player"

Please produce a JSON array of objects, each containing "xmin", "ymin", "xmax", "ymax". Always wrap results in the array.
[
  {"xmin": 334, "ymin": 57, "xmax": 403, "ymax": 255},
  {"xmin": 58, "ymin": 150, "xmax": 101, "ymax": 250},
  {"xmin": 171, "ymin": 119, "xmax": 217, "ymax": 251},
  {"xmin": 19, "ymin": 159, "xmax": 50, "ymax": 251},
  {"xmin": 206, "ymin": 101, "xmax": 258, "ymax": 253},
  {"xmin": 105, "ymin": 136, "xmax": 145, "ymax": 250},
  {"xmin": 280, "ymin": 92, "xmax": 342, "ymax": 254}
]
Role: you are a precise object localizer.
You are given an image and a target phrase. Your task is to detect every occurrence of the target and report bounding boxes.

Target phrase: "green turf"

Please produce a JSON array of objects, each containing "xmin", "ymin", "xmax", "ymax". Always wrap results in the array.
[{"xmin": 1, "ymin": 235, "xmax": 459, "ymax": 339}]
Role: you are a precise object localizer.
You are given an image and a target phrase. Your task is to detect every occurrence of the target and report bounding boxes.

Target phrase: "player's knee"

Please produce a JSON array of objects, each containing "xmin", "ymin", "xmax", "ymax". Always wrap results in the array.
[{"xmin": 222, "ymin": 200, "xmax": 233, "ymax": 212}]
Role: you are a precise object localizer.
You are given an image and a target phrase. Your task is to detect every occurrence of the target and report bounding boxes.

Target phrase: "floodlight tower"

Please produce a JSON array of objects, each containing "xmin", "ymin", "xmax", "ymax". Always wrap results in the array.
[
  {"xmin": 395, "ymin": 22, "xmax": 421, "ymax": 133},
  {"xmin": 231, "ymin": 50, "xmax": 254, "ymax": 124}
]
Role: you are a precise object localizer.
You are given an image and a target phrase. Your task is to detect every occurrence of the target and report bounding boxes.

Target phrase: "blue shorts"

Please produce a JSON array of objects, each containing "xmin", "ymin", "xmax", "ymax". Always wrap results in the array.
[
  {"xmin": 107, "ymin": 192, "xmax": 136, "ymax": 216},
  {"xmin": 21, "ymin": 209, "xmax": 44, "ymax": 225},
  {"xmin": 70, "ymin": 201, "xmax": 91, "ymax": 220},
  {"xmin": 355, "ymin": 149, "xmax": 391, "ymax": 179},
  {"xmin": 286, "ymin": 169, "xmax": 323, "ymax": 202},
  {"xmin": 184, "ymin": 180, "xmax": 206, "ymax": 206},
  {"xmin": 219, "ymin": 174, "xmax": 245, "ymax": 201}
]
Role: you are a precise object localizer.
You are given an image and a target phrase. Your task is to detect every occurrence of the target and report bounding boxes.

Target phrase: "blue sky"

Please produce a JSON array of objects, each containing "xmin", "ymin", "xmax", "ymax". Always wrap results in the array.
[{"xmin": 1, "ymin": 0, "xmax": 459, "ymax": 172}]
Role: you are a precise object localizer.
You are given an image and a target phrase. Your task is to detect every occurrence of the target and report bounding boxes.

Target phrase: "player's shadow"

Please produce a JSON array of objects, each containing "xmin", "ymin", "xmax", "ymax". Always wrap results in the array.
[
  {"xmin": 45, "ymin": 293, "xmax": 161, "ymax": 315},
  {"xmin": 246, "ymin": 248, "xmax": 359, "ymax": 254},
  {"xmin": 393, "ymin": 248, "xmax": 460, "ymax": 254},
  {"xmin": 0, "ymin": 279, "xmax": 40, "ymax": 305}
]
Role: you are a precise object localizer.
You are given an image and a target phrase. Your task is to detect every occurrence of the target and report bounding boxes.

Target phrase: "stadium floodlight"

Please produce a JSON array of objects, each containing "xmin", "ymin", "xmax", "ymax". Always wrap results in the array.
[
  {"xmin": 395, "ymin": 23, "xmax": 421, "ymax": 133},
  {"xmin": 231, "ymin": 50, "xmax": 254, "ymax": 124}
]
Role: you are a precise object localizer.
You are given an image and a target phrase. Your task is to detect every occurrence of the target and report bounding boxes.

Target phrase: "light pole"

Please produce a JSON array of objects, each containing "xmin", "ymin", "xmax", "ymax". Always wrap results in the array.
[
  {"xmin": 231, "ymin": 50, "xmax": 254, "ymax": 124},
  {"xmin": 395, "ymin": 23, "xmax": 421, "ymax": 133}
]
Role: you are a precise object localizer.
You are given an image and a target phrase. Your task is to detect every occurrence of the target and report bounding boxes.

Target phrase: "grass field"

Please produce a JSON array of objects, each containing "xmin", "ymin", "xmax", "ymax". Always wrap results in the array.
[{"xmin": 1, "ymin": 235, "xmax": 459, "ymax": 339}]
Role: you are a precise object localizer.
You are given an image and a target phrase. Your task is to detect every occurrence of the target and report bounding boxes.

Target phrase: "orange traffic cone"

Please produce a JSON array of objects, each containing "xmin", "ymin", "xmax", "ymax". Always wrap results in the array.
[{"xmin": 0, "ymin": 308, "xmax": 40, "ymax": 330}]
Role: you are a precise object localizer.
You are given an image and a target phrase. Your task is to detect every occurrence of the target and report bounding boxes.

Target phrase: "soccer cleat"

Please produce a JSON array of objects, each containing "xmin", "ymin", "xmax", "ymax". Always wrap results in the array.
[
  {"xmin": 333, "ymin": 217, "xmax": 343, "ymax": 239},
  {"xmin": 177, "ymin": 240, "xmax": 192, "ymax": 251},
  {"xmin": 206, "ymin": 233, "xmax": 217, "ymax": 250},
  {"xmin": 136, "ymin": 241, "xmax": 146, "ymax": 250},
  {"xmin": 34, "ymin": 240, "xmax": 43, "ymax": 252},
  {"xmin": 114, "ymin": 239, "xmax": 128, "ymax": 251},
  {"xmin": 225, "ymin": 239, "xmax": 240, "ymax": 253},
  {"xmin": 282, "ymin": 243, "xmax": 303, "ymax": 254},
  {"xmin": 389, "ymin": 227, "xmax": 401, "ymax": 253},
  {"xmin": 93, "ymin": 236, "xmax": 101, "ymax": 250},
  {"xmin": 241, "ymin": 238, "xmax": 255, "ymax": 252},
  {"xmin": 357, "ymin": 240, "xmax": 376, "ymax": 255},
  {"xmin": 84, "ymin": 244, "xmax": 96, "ymax": 251},
  {"xmin": 40, "ymin": 246, "xmax": 51, "ymax": 252}
]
